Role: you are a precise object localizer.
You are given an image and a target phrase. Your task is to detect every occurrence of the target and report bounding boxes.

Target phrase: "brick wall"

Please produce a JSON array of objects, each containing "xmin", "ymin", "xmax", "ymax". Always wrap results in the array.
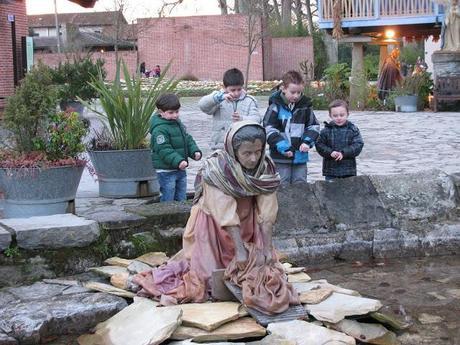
[
  {"xmin": 271, "ymin": 37, "xmax": 314, "ymax": 80},
  {"xmin": 29, "ymin": 15, "xmax": 314, "ymax": 83},
  {"xmin": 137, "ymin": 14, "xmax": 264, "ymax": 81},
  {"xmin": 34, "ymin": 50, "xmax": 138, "ymax": 80},
  {"xmin": 0, "ymin": 0, "xmax": 28, "ymax": 111}
]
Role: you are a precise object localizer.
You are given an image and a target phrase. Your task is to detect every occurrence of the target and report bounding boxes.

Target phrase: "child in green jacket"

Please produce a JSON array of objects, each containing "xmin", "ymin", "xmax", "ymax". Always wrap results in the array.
[{"xmin": 150, "ymin": 93, "xmax": 202, "ymax": 202}]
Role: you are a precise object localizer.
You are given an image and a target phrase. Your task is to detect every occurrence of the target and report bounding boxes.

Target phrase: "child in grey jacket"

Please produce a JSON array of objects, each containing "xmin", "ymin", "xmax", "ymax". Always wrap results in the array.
[{"xmin": 198, "ymin": 68, "xmax": 262, "ymax": 150}]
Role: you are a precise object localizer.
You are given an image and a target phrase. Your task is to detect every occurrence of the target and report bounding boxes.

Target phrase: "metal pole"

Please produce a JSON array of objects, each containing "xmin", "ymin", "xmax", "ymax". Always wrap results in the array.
[{"xmin": 54, "ymin": 0, "xmax": 61, "ymax": 53}]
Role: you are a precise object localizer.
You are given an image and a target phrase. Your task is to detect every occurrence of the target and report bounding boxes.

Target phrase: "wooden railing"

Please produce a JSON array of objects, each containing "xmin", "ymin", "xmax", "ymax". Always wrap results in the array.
[{"xmin": 321, "ymin": 0, "xmax": 438, "ymax": 20}]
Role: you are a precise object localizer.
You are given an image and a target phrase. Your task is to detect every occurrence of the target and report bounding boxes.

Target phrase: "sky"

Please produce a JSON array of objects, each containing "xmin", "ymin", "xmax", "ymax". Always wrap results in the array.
[{"xmin": 26, "ymin": 0, "xmax": 222, "ymax": 22}]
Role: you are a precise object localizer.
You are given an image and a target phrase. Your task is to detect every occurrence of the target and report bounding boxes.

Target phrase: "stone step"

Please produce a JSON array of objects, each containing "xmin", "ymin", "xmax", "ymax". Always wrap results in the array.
[{"xmin": 0, "ymin": 214, "xmax": 99, "ymax": 250}]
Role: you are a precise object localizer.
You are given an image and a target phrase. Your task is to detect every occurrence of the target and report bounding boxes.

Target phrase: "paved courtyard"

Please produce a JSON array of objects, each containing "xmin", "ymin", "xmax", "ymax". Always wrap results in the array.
[{"xmin": 78, "ymin": 96, "xmax": 460, "ymax": 197}]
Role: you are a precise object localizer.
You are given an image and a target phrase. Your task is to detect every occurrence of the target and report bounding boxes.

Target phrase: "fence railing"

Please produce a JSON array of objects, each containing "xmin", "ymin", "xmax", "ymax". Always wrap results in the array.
[{"xmin": 321, "ymin": 0, "xmax": 441, "ymax": 20}]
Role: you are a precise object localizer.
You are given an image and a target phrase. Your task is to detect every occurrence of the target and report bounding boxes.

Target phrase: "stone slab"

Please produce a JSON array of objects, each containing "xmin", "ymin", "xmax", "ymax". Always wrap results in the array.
[
  {"xmin": 78, "ymin": 299, "xmax": 181, "ymax": 345},
  {"xmin": 171, "ymin": 317, "xmax": 266, "ymax": 342},
  {"xmin": 104, "ymin": 257, "xmax": 133, "ymax": 267},
  {"xmin": 127, "ymin": 260, "xmax": 153, "ymax": 274},
  {"xmin": 126, "ymin": 202, "xmax": 192, "ymax": 229},
  {"xmin": 82, "ymin": 209, "xmax": 146, "ymax": 230},
  {"xmin": 178, "ymin": 302, "xmax": 247, "ymax": 331},
  {"xmin": 0, "ymin": 292, "xmax": 127, "ymax": 344},
  {"xmin": 267, "ymin": 320, "xmax": 356, "ymax": 345},
  {"xmin": 275, "ymin": 183, "xmax": 328, "ymax": 237},
  {"xmin": 0, "ymin": 214, "xmax": 99, "ymax": 250},
  {"xmin": 313, "ymin": 176, "xmax": 390, "ymax": 227},
  {"xmin": 136, "ymin": 252, "xmax": 169, "ymax": 267},
  {"xmin": 0, "ymin": 225, "xmax": 12, "ymax": 251},
  {"xmin": 298, "ymin": 288, "xmax": 333, "ymax": 304},
  {"xmin": 328, "ymin": 319, "xmax": 398, "ymax": 345},
  {"xmin": 292, "ymin": 280, "xmax": 360, "ymax": 297},
  {"xmin": 370, "ymin": 170, "xmax": 457, "ymax": 221},
  {"xmin": 373, "ymin": 228, "xmax": 421, "ymax": 258},
  {"xmin": 305, "ymin": 292, "xmax": 382, "ymax": 323},
  {"xmin": 83, "ymin": 281, "xmax": 136, "ymax": 298},
  {"xmin": 287, "ymin": 272, "xmax": 311, "ymax": 283},
  {"xmin": 89, "ymin": 266, "xmax": 129, "ymax": 278}
]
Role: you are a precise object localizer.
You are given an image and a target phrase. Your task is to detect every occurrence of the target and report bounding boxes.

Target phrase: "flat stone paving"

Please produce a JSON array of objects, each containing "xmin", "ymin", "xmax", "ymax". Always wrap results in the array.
[
  {"xmin": 77, "ymin": 97, "xmax": 460, "ymax": 199},
  {"xmin": 35, "ymin": 255, "xmax": 460, "ymax": 345}
]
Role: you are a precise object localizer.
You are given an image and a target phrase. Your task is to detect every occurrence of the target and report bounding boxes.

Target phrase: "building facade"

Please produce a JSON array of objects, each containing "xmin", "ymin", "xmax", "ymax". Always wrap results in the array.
[{"xmin": 0, "ymin": 0, "xmax": 28, "ymax": 112}]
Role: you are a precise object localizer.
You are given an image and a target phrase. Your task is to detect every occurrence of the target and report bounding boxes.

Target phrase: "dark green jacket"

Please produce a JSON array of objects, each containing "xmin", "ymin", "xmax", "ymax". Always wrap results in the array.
[{"xmin": 149, "ymin": 114, "xmax": 201, "ymax": 170}]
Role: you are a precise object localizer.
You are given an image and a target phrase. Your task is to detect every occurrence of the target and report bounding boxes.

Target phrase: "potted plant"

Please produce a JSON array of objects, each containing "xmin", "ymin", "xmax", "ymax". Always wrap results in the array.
[
  {"xmin": 0, "ymin": 63, "xmax": 88, "ymax": 218},
  {"xmin": 393, "ymin": 71, "xmax": 432, "ymax": 112},
  {"xmin": 52, "ymin": 55, "xmax": 106, "ymax": 117},
  {"xmin": 80, "ymin": 59, "xmax": 177, "ymax": 198}
]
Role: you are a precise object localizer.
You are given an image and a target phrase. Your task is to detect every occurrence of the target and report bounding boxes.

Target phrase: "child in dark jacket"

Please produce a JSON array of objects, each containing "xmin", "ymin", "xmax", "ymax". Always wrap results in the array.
[
  {"xmin": 263, "ymin": 70, "xmax": 320, "ymax": 184},
  {"xmin": 316, "ymin": 100, "xmax": 364, "ymax": 180},
  {"xmin": 150, "ymin": 93, "xmax": 202, "ymax": 201}
]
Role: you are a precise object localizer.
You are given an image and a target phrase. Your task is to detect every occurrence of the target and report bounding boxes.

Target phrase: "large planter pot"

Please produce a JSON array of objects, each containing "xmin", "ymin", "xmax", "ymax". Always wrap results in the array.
[
  {"xmin": 394, "ymin": 95, "xmax": 418, "ymax": 112},
  {"xmin": 0, "ymin": 165, "xmax": 84, "ymax": 218},
  {"xmin": 88, "ymin": 149, "xmax": 159, "ymax": 198}
]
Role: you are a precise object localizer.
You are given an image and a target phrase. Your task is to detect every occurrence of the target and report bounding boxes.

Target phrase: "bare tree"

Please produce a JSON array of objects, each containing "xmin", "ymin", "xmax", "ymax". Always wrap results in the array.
[
  {"xmin": 218, "ymin": 0, "xmax": 228, "ymax": 14},
  {"xmin": 304, "ymin": 0, "xmax": 314, "ymax": 35},
  {"xmin": 293, "ymin": 0, "xmax": 303, "ymax": 31},
  {"xmin": 157, "ymin": 0, "xmax": 185, "ymax": 17},
  {"xmin": 281, "ymin": 0, "xmax": 292, "ymax": 28},
  {"xmin": 272, "ymin": 0, "xmax": 282, "ymax": 25}
]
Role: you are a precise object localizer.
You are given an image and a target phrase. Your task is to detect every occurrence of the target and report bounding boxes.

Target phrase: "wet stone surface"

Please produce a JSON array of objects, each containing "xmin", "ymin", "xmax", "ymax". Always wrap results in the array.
[{"xmin": 305, "ymin": 255, "xmax": 460, "ymax": 345}]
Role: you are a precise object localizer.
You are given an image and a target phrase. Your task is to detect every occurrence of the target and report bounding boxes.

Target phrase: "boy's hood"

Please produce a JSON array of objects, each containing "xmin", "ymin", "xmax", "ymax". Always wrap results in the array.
[
  {"xmin": 268, "ymin": 89, "xmax": 311, "ymax": 108},
  {"xmin": 324, "ymin": 120, "xmax": 351, "ymax": 128},
  {"xmin": 150, "ymin": 113, "xmax": 179, "ymax": 131}
]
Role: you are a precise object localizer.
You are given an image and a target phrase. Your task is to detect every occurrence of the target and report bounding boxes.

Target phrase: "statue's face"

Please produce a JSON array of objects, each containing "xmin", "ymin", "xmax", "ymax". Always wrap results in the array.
[{"xmin": 235, "ymin": 139, "xmax": 263, "ymax": 170}]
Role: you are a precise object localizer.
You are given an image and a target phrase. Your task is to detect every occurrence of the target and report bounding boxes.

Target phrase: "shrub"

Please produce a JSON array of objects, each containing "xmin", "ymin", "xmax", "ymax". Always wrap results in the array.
[
  {"xmin": 3, "ymin": 63, "xmax": 59, "ymax": 154},
  {"xmin": 323, "ymin": 63, "xmax": 351, "ymax": 102},
  {"xmin": 52, "ymin": 55, "xmax": 106, "ymax": 102}
]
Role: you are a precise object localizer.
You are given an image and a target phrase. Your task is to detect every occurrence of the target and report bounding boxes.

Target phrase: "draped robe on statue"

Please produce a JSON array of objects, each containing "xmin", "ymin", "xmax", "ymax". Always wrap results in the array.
[{"xmin": 133, "ymin": 121, "xmax": 300, "ymax": 315}]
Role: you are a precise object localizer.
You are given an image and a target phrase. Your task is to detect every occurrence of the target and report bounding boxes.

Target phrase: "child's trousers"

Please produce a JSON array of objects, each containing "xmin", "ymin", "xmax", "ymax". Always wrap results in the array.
[
  {"xmin": 157, "ymin": 170, "xmax": 187, "ymax": 202},
  {"xmin": 276, "ymin": 163, "xmax": 307, "ymax": 185}
]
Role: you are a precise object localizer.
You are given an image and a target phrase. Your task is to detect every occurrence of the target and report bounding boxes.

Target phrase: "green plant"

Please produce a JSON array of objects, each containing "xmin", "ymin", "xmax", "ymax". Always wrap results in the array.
[
  {"xmin": 52, "ymin": 56, "xmax": 106, "ymax": 102},
  {"xmin": 42, "ymin": 111, "xmax": 88, "ymax": 161},
  {"xmin": 3, "ymin": 63, "xmax": 59, "ymax": 154},
  {"xmin": 81, "ymin": 59, "xmax": 177, "ymax": 150},
  {"xmin": 400, "ymin": 42, "xmax": 424, "ymax": 66},
  {"xmin": 393, "ymin": 71, "xmax": 432, "ymax": 97},
  {"xmin": 323, "ymin": 63, "xmax": 351, "ymax": 102},
  {"xmin": 364, "ymin": 54, "xmax": 379, "ymax": 80},
  {"xmin": 4, "ymin": 245, "xmax": 20, "ymax": 258}
]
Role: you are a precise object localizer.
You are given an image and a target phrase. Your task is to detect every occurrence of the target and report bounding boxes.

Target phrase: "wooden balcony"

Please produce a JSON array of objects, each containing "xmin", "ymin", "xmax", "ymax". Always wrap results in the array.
[{"xmin": 318, "ymin": 0, "xmax": 445, "ymax": 31}]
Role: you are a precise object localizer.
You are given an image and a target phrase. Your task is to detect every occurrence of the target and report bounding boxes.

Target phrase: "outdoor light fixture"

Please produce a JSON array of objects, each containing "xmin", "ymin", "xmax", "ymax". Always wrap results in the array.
[
  {"xmin": 385, "ymin": 29, "xmax": 396, "ymax": 39},
  {"xmin": 100, "ymin": 49, "xmax": 104, "ymax": 53}
]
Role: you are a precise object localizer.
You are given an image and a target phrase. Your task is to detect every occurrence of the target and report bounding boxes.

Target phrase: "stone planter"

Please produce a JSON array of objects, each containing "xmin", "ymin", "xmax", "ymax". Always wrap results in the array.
[
  {"xmin": 0, "ymin": 165, "xmax": 84, "ymax": 218},
  {"xmin": 88, "ymin": 149, "xmax": 159, "ymax": 198},
  {"xmin": 394, "ymin": 95, "xmax": 418, "ymax": 112}
]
